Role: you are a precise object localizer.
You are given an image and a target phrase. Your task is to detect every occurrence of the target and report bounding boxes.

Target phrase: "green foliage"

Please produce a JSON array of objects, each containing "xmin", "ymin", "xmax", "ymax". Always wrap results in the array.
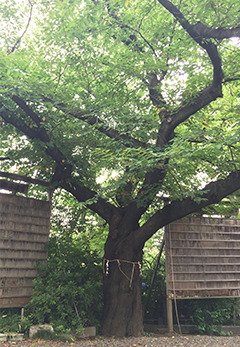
[
  {"xmin": 1, "ymin": 0, "xmax": 240, "ymax": 336},
  {"xmin": 50, "ymin": 189, "xmax": 109, "ymax": 256},
  {"xmin": 30, "ymin": 330, "xmax": 71, "ymax": 342},
  {"xmin": 142, "ymin": 240, "xmax": 166, "ymax": 323},
  {"xmin": 190, "ymin": 298, "xmax": 236, "ymax": 335},
  {"xmin": 0, "ymin": 309, "xmax": 32, "ymax": 333},
  {"xmin": 25, "ymin": 237, "xmax": 103, "ymax": 333},
  {"xmin": 0, "ymin": 0, "xmax": 240, "ymax": 213}
]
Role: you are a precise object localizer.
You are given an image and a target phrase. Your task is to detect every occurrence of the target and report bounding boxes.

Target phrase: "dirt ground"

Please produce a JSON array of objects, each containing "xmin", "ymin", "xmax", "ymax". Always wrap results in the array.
[{"xmin": 1, "ymin": 334, "xmax": 240, "ymax": 347}]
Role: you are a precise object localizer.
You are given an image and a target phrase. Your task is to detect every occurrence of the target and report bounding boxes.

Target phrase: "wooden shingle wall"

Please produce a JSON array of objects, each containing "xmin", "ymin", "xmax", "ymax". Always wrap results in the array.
[
  {"xmin": 165, "ymin": 217, "xmax": 240, "ymax": 300},
  {"xmin": 0, "ymin": 193, "xmax": 50, "ymax": 307}
]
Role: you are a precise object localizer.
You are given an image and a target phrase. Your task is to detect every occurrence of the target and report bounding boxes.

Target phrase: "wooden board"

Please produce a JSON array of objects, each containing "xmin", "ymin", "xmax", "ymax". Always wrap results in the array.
[
  {"xmin": 165, "ymin": 217, "xmax": 240, "ymax": 299},
  {"xmin": 0, "ymin": 193, "xmax": 50, "ymax": 308}
]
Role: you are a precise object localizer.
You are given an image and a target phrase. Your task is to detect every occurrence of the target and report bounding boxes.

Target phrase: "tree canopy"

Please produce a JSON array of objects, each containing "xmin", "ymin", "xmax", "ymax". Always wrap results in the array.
[{"xmin": 1, "ymin": 0, "xmax": 240, "ymax": 337}]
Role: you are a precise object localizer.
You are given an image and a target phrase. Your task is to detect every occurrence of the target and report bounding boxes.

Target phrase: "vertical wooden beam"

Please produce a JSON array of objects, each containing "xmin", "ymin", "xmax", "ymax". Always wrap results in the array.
[{"xmin": 167, "ymin": 298, "xmax": 173, "ymax": 333}]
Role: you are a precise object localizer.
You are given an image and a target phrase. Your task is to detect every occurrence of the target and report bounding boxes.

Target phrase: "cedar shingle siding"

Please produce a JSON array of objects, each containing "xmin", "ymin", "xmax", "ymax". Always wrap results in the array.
[{"xmin": 0, "ymin": 193, "xmax": 50, "ymax": 307}]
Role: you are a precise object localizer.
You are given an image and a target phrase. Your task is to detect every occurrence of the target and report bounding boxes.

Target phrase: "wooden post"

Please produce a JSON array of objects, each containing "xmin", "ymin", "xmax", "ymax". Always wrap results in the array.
[
  {"xmin": 167, "ymin": 298, "xmax": 173, "ymax": 333},
  {"xmin": 21, "ymin": 308, "xmax": 24, "ymax": 320}
]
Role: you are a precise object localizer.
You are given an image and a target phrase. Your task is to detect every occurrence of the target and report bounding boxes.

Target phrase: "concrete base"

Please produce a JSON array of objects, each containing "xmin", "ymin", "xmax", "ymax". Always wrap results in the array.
[
  {"xmin": 0, "ymin": 334, "xmax": 7, "ymax": 341},
  {"xmin": 77, "ymin": 326, "xmax": 96, "ymax": 338},
  {"xmin": 29, "ymin": 324, "xmax": 54, "ymax": 337},
  {"xmin": 221, "ymin": 326, "xmax": 240, "ymax": 335},
  {"xmin": 1, "ymin": 333, "xmax": 24, "ymax": 341},
  {"xmin": 8, "ymin": 333, "xmax": 24, "ymax": 341},
  {"xmin": 63, "ymin": 326, "xmax": 96, "ymax": 340}
]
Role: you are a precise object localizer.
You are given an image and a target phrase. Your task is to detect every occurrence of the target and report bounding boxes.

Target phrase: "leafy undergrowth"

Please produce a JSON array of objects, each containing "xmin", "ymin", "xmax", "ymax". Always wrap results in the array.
[{"xmin": 30, "ymin": 330, "xmax": 72, "ymax": 342}]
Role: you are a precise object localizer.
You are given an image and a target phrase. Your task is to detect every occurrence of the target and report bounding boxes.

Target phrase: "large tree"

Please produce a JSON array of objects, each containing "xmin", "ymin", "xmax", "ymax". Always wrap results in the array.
[{"xmin": 1, "ymin": 0, "xmax": 240, "ymax": 337}]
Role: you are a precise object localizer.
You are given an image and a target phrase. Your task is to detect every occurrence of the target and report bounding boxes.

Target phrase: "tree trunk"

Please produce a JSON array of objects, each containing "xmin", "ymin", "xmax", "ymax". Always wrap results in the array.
[{"xmin": 100, "ymin": 234, "xmax": 144, "ymax": 337}]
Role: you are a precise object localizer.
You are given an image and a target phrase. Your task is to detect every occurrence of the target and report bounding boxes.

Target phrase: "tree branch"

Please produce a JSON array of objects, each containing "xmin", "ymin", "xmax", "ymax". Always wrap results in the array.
[
  {"xmin": 106, "ymin": 9, "xmax": 169, "ymax": 105},
  {"xmin": 40, "ymin": 96, "xmax": 148, "ymax": 149},
  {"xmin": 60, "ymin": 181, "xmax": 118, "ymax": 224},
  {"xmin": 192, "ymin": 22, "xmax": 240, "ymax": 40},
  {"xmin": 70, "ymin": 109, "xmax": 148, "ymax": 149},
  {"xmin": 157, "ymin": 0, "xmax": 224, "ymax": 86},
  {"xmin": 120, "ymin": 163, "xmax": 168, "ymax": 231},
  {"xmin": 0, "ymin": 98, "xmax": 116, "ymax": 222},
  {"xmin": 0, "ymin": 170, "xmax": 50, "ymax": 187},
  {"xmin": 6, "ymin": 96, "xmax": 67, "ymax": 166},
  {"xmin": 157, "ymin": 83, "xmax": 223, "ymax": 147},
  {"xmin": 135, "ymin": 169, "xmax": 240, "ymax": 248},
  {"xmin": 224, "ymin": 76, "xmax": 240, "ymax": 83},
  {"xmin": 9, "ymin": 0, "xmax": 33, "ymax": 54}
]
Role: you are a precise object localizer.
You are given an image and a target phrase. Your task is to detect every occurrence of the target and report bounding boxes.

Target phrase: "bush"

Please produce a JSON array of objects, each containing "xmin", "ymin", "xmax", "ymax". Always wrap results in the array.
[
  {"xmin": 0, "ymin": 308, "xmax": 32, "ymax": 333},
  {"xmin": 31, "ymin": 330, "xmax": 71, "ymax": 342},
  {"xmin": 190, "ymin": 298, "xmax": 236, "ymax": 335},
  {"xmin": 25, "ymin": 236, "xmax": 103, "ymax": 333},
  {"xmin": 142, "ymin": 255, "xmax": 166, "ymax": 323}
]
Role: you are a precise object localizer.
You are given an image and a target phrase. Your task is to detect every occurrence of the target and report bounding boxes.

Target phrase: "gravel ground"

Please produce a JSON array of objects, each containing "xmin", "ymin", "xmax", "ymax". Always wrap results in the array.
[{"xmin": 1, "ymin": 335, "xmax": 240, "ymax": 347}]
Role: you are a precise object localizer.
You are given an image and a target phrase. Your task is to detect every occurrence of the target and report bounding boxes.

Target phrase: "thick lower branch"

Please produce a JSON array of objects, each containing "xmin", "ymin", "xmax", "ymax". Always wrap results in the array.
[
  {"xmin": 0, "ymin": 105, "xmax": 115, "ymax": 222},
  {"xmin": 61, "ymin": 181, "xmax": 117, "ymax": 224},
  {"xmin": 135, "ymin": 169, "xmax": 240, "ymax": 247}
]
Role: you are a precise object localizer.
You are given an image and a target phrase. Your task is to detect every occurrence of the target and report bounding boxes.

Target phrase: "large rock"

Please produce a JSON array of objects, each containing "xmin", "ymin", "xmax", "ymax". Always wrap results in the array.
[{"xmin": 29, "ymin": 324, "xmax": 54, "ymax": 337}]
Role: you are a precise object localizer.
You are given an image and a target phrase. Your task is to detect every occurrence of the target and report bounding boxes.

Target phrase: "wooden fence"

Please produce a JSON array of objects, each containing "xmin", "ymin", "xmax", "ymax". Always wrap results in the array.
[
  {"xmin": 0, "ymin": 193, "xmax": 50, "ymax": 307},
  {"xmin": 165, "ymin": 217, "xmax": 240, "ymax": 300}
]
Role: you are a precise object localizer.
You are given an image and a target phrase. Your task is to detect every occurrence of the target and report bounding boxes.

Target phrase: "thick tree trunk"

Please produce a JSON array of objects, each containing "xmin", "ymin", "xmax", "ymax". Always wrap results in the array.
[{"xmin": 100, "ymin": 234, "xmax": 144, "ymax": 337}]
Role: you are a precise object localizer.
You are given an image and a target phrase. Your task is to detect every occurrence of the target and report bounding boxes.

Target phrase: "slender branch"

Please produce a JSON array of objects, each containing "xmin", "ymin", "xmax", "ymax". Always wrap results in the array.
[
  {"xmin": 71, "ymin": 109, "xmax": 148, "ymax": 149},
  {"xmin": 41, "ymin": 96, "xmax": 148, "ymax": 149},
  {"xmin": 52, "ymin": 62, "xmax": 69, "ymax": 87},
  {"xmin": 131, "ymin": 28, "xmax": 158, "ymax": 58},
  {"xmin": 9, "ymin": 0, "xmax": 33, "ymax": 54},
  {"xmin": 138, "ymin": 4, "xmax": 155, "ymax": 31},
  {"xmin": 143, "ymin": 235, "xmax": 165, "ymax": 317},
  {"xmin": 166, "ymin": 167, "xmax": 183, "ymax": 195},
  {"xmin": 8, "ymin": 96, "xmax": 68, "ymax": 166},
  {"xmin": 224, "ymin": 76, "xmax": 240, "ymax": 83},
  {"xmin": 0, "ymin": 170, "xmax": 50, "ymax": 187},
  {"xmin": 228, "ymin": 144, "xmax": 238, "ymax": 173}
]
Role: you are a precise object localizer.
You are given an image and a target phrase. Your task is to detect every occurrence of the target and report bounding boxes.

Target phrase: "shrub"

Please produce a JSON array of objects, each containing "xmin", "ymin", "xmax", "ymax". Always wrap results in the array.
[
  {"xmin": 25, "ymin": 236, "xmax": 103, "ymax": 333},
  {"xmin": 0, "ymin": 308, "xmax": 32, "ymax": 333},
  {"xmin": 190, "ymin": 298, "xmax": 236, "ymax": 335},
  {"xmin": 141, "ymin": 255, "xmax": 166, "ymax": 323}
]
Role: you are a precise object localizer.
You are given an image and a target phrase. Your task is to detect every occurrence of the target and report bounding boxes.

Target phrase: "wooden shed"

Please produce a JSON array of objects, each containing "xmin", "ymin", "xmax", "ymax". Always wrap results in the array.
[
  {"xmin": 0, "ymin": 172, "xmax": 51, "ymax": 308},
  {"xmin": 165, "ymin": 217, "xmax": 240, "ymax": 331}
]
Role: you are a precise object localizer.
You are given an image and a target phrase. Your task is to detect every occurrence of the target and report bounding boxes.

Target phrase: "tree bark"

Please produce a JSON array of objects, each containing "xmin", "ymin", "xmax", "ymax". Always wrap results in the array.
[{"xmin": 100, "ymin": 233, "xmax": 144, "ymax": 337}]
